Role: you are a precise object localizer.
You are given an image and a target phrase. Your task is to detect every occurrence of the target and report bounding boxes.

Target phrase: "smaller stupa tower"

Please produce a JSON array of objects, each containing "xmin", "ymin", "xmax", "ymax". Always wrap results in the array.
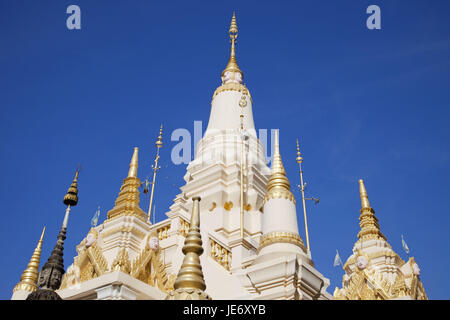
[
  {"xmin": 11, "ymin": 227, "xmax": 46, "ymax": 300},
  {"xmin": 166, "ymin": 197, "xmax": 211, "ymax": 300},
  {"xmin": 333, "ymin": 180, "xmax": 427, "ymax": 300}
]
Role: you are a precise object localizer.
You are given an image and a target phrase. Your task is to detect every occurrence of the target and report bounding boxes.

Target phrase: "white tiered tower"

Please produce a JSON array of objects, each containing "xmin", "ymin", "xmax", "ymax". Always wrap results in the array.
[{"xmin": 12, "ymin": 13, "xmax": 332, "ymax": 300}]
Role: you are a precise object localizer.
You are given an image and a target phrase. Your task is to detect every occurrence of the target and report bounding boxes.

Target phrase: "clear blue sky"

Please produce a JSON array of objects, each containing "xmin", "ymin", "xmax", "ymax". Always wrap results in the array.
[{"xmin": 1, "ymin": 0, "xmax": 449, "ymax": 299}]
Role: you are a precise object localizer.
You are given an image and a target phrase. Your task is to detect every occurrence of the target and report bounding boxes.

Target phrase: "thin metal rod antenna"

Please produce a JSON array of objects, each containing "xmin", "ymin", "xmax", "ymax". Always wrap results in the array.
[
  {"xmin": 296, "ymin": 139, "xmax": 311, "ymax": 258},
  {"xmin": 148, "ymin": 125, "xmax": 163, "ymax": 223}
]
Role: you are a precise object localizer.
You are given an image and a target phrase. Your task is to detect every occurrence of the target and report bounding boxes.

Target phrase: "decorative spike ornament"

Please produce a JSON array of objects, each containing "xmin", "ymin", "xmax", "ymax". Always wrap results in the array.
[
  {"xmin": 222, "ymin": 12, "xmax": 243, "ymax": 80},
  {"xmin": 13, "ymin": 227, "xmax": 46, "ymax": 294},
  {"xmin": 296, "ymin": 139, "xmax": 311, "ymax": 257},
  {"xmin": 128, "ymin": 147, "xmax": 139, "ymax": 178},
  {"xmin": 148, "ymin": 125, "xmax": 163, "ymax": 223},
  {"xmin": 357, "ymin": 180, "xmax": 386, "ymax": 242},
  {"xmin": 264, "ymin": 130, "xmax": 294, "ymax": 204},
  {"xmin": 166, "ymin": 197, "xmax": 211, "ymax": 300}
]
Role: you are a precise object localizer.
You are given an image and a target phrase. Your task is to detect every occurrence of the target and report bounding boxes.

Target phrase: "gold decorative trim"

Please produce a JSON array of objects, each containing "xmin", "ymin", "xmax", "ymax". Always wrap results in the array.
[
  {"xmin": 258, "ymin": 231, "xmax": 306, "ymax": 253},
  {"xmin": 209, "ymin": 202, "xmax": 217, "ymax": 212},
  {"xmin": 224, "ymin": 201, "xmax": 233, "ymax": 211},
  {"xmin": 211, "ymin": 83, "xmax": 252, "ymax": 104},
  {"xmin": 263, "ymin": 190, "xmax": 296, "ymax": 205},
  {"xmin": 111, "ymin": 248, "xmax": 131, "ymax": 274},
  {"xmin": 178, "ymin": 219, "xmax": 190, "ymax": 237},
  {"xmin": 210, "ymin": 238, "xmax": 232, "ymax": 271},
  {"xmin": 157, "ymin": 225, "xmax": 170, "ymax": 240},
  {"xmin": 131, "ymin": 243, "xmax": 174, "ymax": 293}
]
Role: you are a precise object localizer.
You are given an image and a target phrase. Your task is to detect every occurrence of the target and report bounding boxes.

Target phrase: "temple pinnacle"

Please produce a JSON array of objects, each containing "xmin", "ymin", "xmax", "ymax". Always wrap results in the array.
[
  {"xmin": 128, "ymin": 147, "xmax": 139, "ymax": 178},
  {"xmin": 222, "ymin": 12, "xmax": 243, "ymax": 79},
  {"xmin": 359, "ymin": 179, "xmax": 371, "ymax": 209},
  {"xmin": 166, "ymin": 197, "xmax": 211, "ymax": 300},
  {"xmin": 357, "ymin": 179, "xmax": 386, "ymax": 242},
  {"xmin": 13, "ymin": 227, "xmax": 46, "ymax": 294},
  {"xmin": 265, "ymin": 130, "xmax": 293, "ymax": 203}
]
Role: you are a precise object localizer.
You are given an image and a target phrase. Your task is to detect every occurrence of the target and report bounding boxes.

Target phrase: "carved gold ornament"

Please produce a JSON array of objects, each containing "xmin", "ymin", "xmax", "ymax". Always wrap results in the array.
[
  {"xmin": 258, "ymin": 231, "xmax": 306, "ymax": 253},
  {"xmin": 224, "ymin": 201, "xmax": 233, "ymax": 211}
]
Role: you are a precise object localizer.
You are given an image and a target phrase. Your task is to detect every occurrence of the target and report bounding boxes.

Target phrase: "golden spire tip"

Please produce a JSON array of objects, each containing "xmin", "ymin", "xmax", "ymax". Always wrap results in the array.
[
  {"xmin": 264, "ymin": 130, "xmax": 293, "ymax": 203},
  {"xmin": 222, "ymin": 12, "xmax": 243, "ymax": 80},
  {"xmin": 359, "ymin": 179, "xmax": 370, "ymax": 209},
  {"xmin": 40, "ymin": 226, "xmax": 46, "ymax": 242},
  {"xmin": 127, "ymin": 147, "xmax": 139, "ymax": 178}
]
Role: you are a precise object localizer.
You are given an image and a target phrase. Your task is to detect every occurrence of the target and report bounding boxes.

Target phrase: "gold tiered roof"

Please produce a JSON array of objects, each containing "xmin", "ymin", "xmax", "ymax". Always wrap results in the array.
[
  {"xmin": 357, "ymin": 179, "xmax": 386, "ymax": 242},
  {"xmin": 107, "ymin": 147, "xmax": 147, "ymax": 221}
]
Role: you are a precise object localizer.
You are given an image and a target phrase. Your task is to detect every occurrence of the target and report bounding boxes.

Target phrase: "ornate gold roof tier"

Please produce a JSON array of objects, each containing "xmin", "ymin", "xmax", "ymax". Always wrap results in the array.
[
  {"xmin": 63, "ymin": 170, "xmax": 79, "ymax": 207},
  {"xmin": 264, "ymin": 130, "xmax": 295, "ymax": 204},
  {"xmin": 13, "ymin": 227, "xmax": 46, "ymax": 294},
  {"xmin": 107, "ymin": 147, "xmax": 147, "ymax": 221},
  {"xmin": 166, "ymin": 197, "xmax": 211, "ymax": 300},
  {"xmin": 357, "ymin": 179, "xmax": 386, "ymax": 242}
]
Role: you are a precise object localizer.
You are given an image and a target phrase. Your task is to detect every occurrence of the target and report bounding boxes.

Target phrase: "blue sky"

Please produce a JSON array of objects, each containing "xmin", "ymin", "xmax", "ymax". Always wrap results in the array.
[{"xmin": 1, "ymin": 0, "xmax": 449, "ymax": 299}]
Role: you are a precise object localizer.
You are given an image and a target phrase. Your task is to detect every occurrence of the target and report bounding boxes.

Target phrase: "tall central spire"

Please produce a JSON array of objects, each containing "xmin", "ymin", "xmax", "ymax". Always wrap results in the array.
[{"xmin": 221, "ymin": 12, "xmax": 243, "ymax": 83}]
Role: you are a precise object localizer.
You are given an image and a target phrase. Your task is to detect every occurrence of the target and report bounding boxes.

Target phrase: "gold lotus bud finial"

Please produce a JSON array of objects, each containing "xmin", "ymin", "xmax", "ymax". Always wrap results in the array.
[
  {"xmin": 296, "ymin": 139, "xmax": 303, "ymax": 164},
  {"xmin": 63, "ymin": 169, "xmax": 79, "ymax": 207},
  {"xmin": 127, "ymin": 147, "xmax": 139, "ymax": 178},
  {"xmin": 13, "ymin": 226, "xmax": 46, "ymax": 293},
  {"xmin": 222, "ymin": 12, "xmax": 243, "ymax": 79},
  {"xmin": 156, "ymin": 124, "xmax": 163, "ymax": 149}
]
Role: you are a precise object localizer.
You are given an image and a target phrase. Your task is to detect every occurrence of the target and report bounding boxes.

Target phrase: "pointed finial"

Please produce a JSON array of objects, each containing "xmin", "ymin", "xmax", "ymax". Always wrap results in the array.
[
  {"xmin": 296, "ymin": 139, "xmax": 303, "ymax": 164},
  {"xmin": 221, "ymin": 12, "xmax": 243, "ymax": 81},
  {"xmin": 13, "ymin": 227, "xmax": 46, "ymax": 294},
  {"xmin": 264, "ymin": 130, "xmax": 294, "ymax": 203},
  {"xmin": 359, "ymin": 179, "xmax": 371, "ymax": 209},
  {"xmin": 357, "ymin": 179, "xmax": 386, "ymax": 242},
  {"xmin": 127, "ymin": 147, "xmax": 139, "ymax": 178},
  {"xmin": 63, "ymin": 169, "xmax": 79, "ymax": 207},
  {"xmin": 156, "ymin": 124, "xmax": 163, "ymax": 149},
  {"xmin": 166, "ymin": 197, "xmax": 211, "ymax": 300}
]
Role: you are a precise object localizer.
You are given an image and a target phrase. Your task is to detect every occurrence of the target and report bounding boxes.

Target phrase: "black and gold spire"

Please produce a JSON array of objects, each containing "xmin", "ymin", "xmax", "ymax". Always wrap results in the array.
[{"xmin": 27, "ymin": 169, "xmax": 80, "ymax": 300}]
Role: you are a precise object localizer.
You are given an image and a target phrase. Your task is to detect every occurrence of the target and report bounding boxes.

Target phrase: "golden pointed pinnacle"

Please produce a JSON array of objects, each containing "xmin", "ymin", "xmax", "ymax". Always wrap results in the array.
[
  {"xmin": 166, "ymin": 197, "xmax": 211, "ymax": 300},
  {"xmin": 128, "ymin": 147, "xmax": 139, "ymax": 178},
  {"xmin": 63, "ymin": 169, "xmax": 79, "ymax": 206},
  {"xmin": 357, "ymin": 179, "xmax": 386, "ymax": 242},
  {"xmin": 359, "ymin": 179, "xmax": 371, "ymax": 209},
  {"xmin": 13, "ymin": 227, "xmax": 46, "ymax": 293},
  {"xmin": 222, "ymin": 12, "xmax": 243, "ymax": 78},
  {"xmin": 156, "ymin": 124, "xmax": 163, "ymax": 149},
  {"xmin": 264, "ymin": 130, "xmax": 295, "ymax": 204}
]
